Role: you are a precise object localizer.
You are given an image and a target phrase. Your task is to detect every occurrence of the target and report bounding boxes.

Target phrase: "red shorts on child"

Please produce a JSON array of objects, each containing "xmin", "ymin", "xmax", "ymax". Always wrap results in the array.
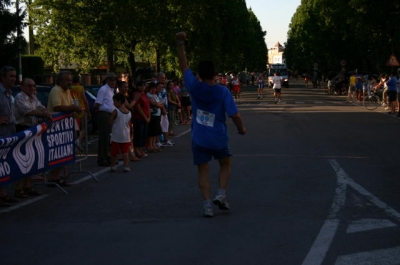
[{"xmin": 110, "ymin": 141, "xmax": 130, "ymax": 156}]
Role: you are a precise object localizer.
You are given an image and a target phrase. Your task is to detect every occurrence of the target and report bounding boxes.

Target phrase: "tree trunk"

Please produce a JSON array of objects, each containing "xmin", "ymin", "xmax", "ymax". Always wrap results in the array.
[
  {"xmin": 156, "ymin": 47, "xmax": 160, "ymax": 73},
  {"xmin": 107, "ymin": 46, "xmax": 114, "ymax": 72},
  {"xmin": 128, "ymin": 51, "xmax": 136, "ymax": 75}
]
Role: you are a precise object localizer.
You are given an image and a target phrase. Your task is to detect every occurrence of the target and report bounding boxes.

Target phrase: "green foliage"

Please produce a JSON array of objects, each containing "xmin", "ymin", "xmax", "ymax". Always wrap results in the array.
[
  {"xmin": 286, "ymin": 0, "xmax": 400, "ymax": 75},
  {"xmin": 0, "ymin": 0, "xmax": 26, "ymax": 67},
  {"xmin": 25, "ymin": 0, "xmax": 267, "ymax": 76}
]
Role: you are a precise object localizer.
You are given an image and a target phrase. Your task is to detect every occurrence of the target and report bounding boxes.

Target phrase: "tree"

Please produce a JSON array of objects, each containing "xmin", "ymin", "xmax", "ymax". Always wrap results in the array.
[
  {"xmin": 246, "ymin": 9, "xmax": 267, "ymax": 72},
  {"xmin": 285, "ymin": 0, "xmax": 400, "ymax": 75},
  {"xmin": 27, "ymin": 0, "xmax": 268, "ymax": 78},
  {"xmin": 0, "ymin": 0, "xmax": 26, "ymax": 67}
]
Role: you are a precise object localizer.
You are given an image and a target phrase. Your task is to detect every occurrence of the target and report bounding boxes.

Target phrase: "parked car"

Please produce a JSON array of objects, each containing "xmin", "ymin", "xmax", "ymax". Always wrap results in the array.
[
  {"xmin": 84, "ymin": 85, "xmax": 102, "ymax": 97},
  {"xmin": 132, "ymin": 67, "xmax": 155, "ymax": 84},
  {"xmin": 11, "ymin": 84, "xmax": 52, "ymax": 107},
  {"xmin": 11, "ymin": 85, "xmax": 98, "ymax": 133}
]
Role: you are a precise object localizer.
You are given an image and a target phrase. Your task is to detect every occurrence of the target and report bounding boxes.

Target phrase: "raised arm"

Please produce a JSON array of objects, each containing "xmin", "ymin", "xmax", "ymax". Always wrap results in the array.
[{"xmin": 176, "ymin": 32, "xmax": 189, "ymax": 74}]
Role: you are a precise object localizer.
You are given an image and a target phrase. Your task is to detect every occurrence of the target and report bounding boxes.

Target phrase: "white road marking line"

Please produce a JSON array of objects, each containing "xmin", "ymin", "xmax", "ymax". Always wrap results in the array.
[
  {"xmin": 175, "ymin": 129, "xmax": 191, "ymax": 138},
  {"xmin": 315, "ymin": 101, "xmax": 324, "ymax": 104},
  {"xmin": 0, "ymin": 166, "xmax": 119, "ymax": 213},
  {"xmin": 346, "ymin": 219, "xmax": 396, "ymax": 233},
  {"xmin": 328, "ymin": 159, "xmax": 400, "ymax": 222},
  {"xmin": 302, "ymin": 219, "xmax": 341, "ymax": 265},
  {"xmin": 342, "ymin": 172, "xmax": 400, "ymax": 222},
  {"xmin": 295, "ymin": 101, "xmax": 305, "ymax": 104},
  {"xmin": 0, "ymin": 194, "xmax": 50, "ymax": 213},
  {"xmin": 71, "ymin": 167, "xmax": 111, "ymax": 184},
  {"xmin": 334, "ymin": 247, "xmax": 400, "ymax": 265},
  {"xmin": 302, "ymin": 159, "xmax": 347, "ymax": 265},
  {"xmin": 0, "ymin": 131, "xmax": 189, "ymax": 214},
  {"xmin": 303, "ymin": 159, "xmax": 400, "ymax": 265}
]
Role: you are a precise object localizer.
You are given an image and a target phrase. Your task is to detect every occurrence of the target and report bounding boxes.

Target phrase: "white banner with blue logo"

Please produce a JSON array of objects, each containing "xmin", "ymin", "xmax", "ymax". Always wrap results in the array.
[{"xmin": 0, "ymin": 112, "xmax": 75, "ymax": 186}]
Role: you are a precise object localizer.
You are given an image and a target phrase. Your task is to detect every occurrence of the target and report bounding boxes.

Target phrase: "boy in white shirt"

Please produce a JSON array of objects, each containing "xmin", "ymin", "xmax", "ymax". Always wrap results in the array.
[{"xmin": 109, "ymin": 93, "xmax": 132, "ymax": 172}]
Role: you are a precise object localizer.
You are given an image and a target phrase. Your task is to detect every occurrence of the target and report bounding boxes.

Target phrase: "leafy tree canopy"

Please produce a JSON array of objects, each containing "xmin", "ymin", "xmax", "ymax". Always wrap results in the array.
[
  {"xmin": 286, "ymin": 0, "xmax": 400, "ymax": 75},
  {"xmin": 0, "ymin": 0, "xmax": 26, "ymax": 67},
  {"xmin": 27, "ymin": 0, "xmax": 267, "ymax": 75}
]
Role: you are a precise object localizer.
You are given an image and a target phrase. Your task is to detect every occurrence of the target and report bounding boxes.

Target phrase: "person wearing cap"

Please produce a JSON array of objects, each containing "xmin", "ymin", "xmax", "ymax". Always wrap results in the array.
[{"xmin": 94, "ymin": 72, "xmax": 117, "ymax": 166}]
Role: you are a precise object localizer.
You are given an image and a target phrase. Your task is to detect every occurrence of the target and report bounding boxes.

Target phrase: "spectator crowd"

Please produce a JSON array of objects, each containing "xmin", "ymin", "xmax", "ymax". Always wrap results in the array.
[{"xmin": 0, "ymin": 66, "xmax": 193, "ymax": 206}]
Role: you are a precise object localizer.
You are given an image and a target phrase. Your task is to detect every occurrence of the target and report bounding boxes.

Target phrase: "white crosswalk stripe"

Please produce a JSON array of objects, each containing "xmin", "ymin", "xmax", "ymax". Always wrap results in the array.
[
  {"xmin": 335, "ymin": 247, "xmax": 400, "ymax": 265},
  {"xmin": 302, "ymin": 159, "xmax": 400, "ymax": 265}
]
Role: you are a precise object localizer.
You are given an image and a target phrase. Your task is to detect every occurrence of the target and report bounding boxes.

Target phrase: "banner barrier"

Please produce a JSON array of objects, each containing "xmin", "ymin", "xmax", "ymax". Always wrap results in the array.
[
  {"xmin": 67, "ymin": 111, "xmax": 99, "ymax": 185},
  {"xmin": 0, "ymin": 112, "xmax": 75, "ymax": 186}
]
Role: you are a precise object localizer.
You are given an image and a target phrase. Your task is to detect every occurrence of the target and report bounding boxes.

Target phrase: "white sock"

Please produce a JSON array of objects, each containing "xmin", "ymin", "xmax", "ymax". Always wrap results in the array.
[
  {"xmin": 203, "ymin": 200, "xmax": 212, "ymax": 207},
  {"xmin": 217, "ymin": 189, "xmax": 226, "ymax": 196}
]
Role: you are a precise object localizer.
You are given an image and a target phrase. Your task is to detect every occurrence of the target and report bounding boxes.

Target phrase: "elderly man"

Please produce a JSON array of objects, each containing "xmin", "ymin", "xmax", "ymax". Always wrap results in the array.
[
  {"xmin": 14, "ymin": 78, "xmax": 52, "ymax": 197},
  {"xmin": 0, "ymin": 66, "xmax": 18, "ymax": 206},
  {"xmin": 94, "ymin": 72, "xmax": 117, "ymax": 166},
  {"xmin": 47, "ymin": 71, "xmax": 83, "ymax": 186}
]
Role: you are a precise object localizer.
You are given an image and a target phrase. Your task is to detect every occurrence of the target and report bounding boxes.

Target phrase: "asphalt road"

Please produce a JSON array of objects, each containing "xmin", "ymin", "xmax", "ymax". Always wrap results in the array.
[{"xmin": 1, "ymin": 80, "xmax": 400, "ymax": 265}]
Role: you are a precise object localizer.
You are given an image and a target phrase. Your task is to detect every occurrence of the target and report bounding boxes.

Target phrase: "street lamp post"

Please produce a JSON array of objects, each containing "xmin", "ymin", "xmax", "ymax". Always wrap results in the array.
[{"xmin": 16, "ymin": 0, "xmax": 22, "ymax": 84}]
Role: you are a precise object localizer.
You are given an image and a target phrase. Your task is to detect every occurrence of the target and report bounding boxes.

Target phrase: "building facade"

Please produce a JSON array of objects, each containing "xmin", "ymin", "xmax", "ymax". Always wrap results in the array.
[{"xmin": 268, "ymin": 42, "xmax": 285, "ymax": 65}]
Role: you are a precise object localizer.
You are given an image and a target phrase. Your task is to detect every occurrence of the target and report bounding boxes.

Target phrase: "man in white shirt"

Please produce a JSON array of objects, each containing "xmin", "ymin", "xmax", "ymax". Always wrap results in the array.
[
  {"xmin": 272, "ymin": 72, "xmax": 283, "ymax": 103},
  {"xmin": 94, "ymin": 72, "xmax": 117, "ymax": 166}
]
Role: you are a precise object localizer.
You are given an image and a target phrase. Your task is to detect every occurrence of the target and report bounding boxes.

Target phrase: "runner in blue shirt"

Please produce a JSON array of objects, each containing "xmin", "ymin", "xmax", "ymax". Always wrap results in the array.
[
  {"xmin": 386, "ymin": 72, "xmax": 398, "ymax": 114},
  {"xmin": 176, "ymin": 32, "xmax": 247, "ymax": 217}
]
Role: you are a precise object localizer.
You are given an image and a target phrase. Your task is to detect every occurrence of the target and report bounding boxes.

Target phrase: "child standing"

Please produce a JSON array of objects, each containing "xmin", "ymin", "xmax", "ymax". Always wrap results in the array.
[
  {"xmin": 231, "ymin": 74, "xmax": 241, "ymax": 103},
  {"xmin": 109, "ymin": 93, "xmax": 132, "ymax": 172}
]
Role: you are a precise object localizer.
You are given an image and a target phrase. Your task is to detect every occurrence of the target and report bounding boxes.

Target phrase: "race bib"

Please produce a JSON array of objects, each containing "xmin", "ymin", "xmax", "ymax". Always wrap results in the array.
[{"xmin": 196, "ymin": 109, "xmax": 215, "ymax": 127}]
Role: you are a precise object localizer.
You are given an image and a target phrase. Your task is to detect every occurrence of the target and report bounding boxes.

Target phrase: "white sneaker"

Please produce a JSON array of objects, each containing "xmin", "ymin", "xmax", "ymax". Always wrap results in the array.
[
  {"xmin": 202, "ymin": 205, "xmax": 214, "ymax": 217},
  {"xmin": 213, "ymin": 194, "xmax": 230, "ymax": 210},
  {"xmin": 123, "ymin": 167, "xmax": 130, "ymax": 173},
  {"xmin": 155, "ymin": 142, "xmax": 162, "ymax": 148},
  {"xmin": 110, "ymin": 166, "xmax": 116, "ymax": 172},
  {"xmin": 382, "ymin": 103, "xmax": 387, "ymax": 107},
  {"xmin": 163, "ymin": 140, "xmax": 174, "ymax": 147}
]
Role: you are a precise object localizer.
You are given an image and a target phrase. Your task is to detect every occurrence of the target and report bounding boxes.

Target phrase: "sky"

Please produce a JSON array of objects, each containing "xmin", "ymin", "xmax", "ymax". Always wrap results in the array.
[{"xmin": 245, "ymin": 0, "xmax": 301, "ymax": 48}]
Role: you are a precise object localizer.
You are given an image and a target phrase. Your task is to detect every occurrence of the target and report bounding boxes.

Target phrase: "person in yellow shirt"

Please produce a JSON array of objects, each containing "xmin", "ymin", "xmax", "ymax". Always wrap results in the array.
[
  {"xmin": 70, "ymin": 75, "xmax": 91, "ymax": 148},
  {"xmin": 346, "ymin": 72, "xmax": 357, "ymax": 103},
  {"xmin": 47, "ymin": 71, "xmax": 83, "ymax": 186}
]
